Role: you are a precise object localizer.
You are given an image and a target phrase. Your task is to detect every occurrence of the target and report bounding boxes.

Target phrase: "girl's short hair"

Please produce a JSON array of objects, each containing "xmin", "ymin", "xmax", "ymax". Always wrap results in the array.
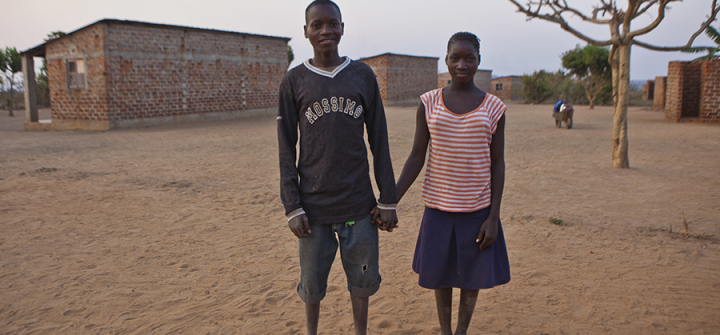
[{"xmin": 447, "ymin": 32, "xmax": 480, "ymax": 55}]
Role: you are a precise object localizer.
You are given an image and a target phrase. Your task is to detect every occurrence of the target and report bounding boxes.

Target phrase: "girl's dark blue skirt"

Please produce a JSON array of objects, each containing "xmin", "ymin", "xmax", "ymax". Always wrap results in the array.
[{"xmin": 412, "ymin": 206, "xmax": 511, "ymax": 290}]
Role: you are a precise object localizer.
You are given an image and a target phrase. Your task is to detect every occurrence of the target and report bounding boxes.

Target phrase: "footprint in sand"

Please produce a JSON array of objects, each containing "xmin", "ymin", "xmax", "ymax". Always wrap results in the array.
[
  {"xmin": 375, "ymin": 319, "xmax": 399, "ymax": 331},
  {"xmin": 571, "ymin": 304, "xmax": 591, "ymax": 318}
]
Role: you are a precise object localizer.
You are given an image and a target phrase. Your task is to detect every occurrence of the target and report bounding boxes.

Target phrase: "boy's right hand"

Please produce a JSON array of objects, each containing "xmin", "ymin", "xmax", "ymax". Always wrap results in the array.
[
  {"xmin": 288, "ymin": 214, "xmax": 311, "ymax": 238},
  {"xmin": 370, "ymin": 207, "xmax": 399, "ymax": 232}
]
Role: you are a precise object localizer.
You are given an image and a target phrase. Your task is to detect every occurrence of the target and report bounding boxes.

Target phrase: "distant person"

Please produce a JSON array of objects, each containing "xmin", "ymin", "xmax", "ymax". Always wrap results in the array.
[
  {"xmin": 276, "ymin": 1, "xmax": 398, "ymax": 334},
  {"xmin": 554, "ymin": 100, "xmax": 567, "ymax": 113},
  {"xmin": 394, "ymin": 32, "xmax": 510, "ymax": 335}
]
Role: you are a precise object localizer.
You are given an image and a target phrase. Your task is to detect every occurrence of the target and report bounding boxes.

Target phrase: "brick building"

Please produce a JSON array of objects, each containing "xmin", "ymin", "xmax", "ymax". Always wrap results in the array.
[
  {"xmin": 654, "ymin": 76, "xmax": 667, "ymax": 109},
  {"xmin": 665, "ymin": 60, "xmax": 720, "ymax": 122},
  {"xmin": 438, "ymin": 70, "xmax": 493, "ymax": 92},
  {"xmin": 491, "ymin": 76, "xmax": 523, "ymax": 102},
  {"xmin": 643, "ymin": 80, "xmax": 654, "ymax": 101},
  {"xmin": 21, "ymin": 19, "xmax": 290, "ymax": 130},
  {"xmin": 357, "ymin": 53, "xmax": 438, "ymax": 106}
]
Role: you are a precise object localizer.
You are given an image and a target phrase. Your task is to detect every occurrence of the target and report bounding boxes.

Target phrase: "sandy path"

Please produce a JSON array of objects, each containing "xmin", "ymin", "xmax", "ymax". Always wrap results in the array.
[{"xmin": 0, "ymin": 104, "xmax": 718, "ymax": 334}]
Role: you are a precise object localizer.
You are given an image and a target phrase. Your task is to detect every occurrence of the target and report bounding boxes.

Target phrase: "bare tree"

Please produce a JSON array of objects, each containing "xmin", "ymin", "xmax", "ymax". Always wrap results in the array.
[{"xmin": 508, "ymin": 0, "xmax": 720, "ymax": 168}]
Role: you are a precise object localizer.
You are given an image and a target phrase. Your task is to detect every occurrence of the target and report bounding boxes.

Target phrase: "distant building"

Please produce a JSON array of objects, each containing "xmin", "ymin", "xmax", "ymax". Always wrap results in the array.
[
  {"xmin": 21, "ymin": 19, "xmax": 290, "ymax": 131},
  {"xmin": 438, "ymin": 70, "xmax": 492, "ymax": 92},
  {"xmin": 654, "ymin": 76, "xmax": 667, "ymax": 109},
  {"xmin": 643, "ymin": 80, "xmax": 655, "ymax": 101},
  {"xmin": 491, "ymin": 76, "xmax": 523, "ymax": 102},
  {"xmin": 357, "ymin": 53, "xmax": 438, "ymax": 106},
  {"xmin": 665, "ymin": 59, "xmax": 720, "ymax": 122}
]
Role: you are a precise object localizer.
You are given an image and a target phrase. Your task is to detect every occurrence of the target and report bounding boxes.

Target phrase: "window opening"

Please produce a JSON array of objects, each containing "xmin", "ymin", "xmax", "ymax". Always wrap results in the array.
[{"xmin": 67, "ymin": 59, "xmax": 86, "ymax": 88}]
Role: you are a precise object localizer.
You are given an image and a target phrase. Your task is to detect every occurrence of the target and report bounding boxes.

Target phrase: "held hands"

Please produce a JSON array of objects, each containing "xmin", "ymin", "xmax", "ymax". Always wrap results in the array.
[
  {"xmin": 476, "ymin": 216, "xmax": 499, "ymax": 250},
  {"xmin": 288, "ymin": 214, "xmax": 311, "ymax": 238},
  {"xmin": 370, "ymin": 207, "xmax": 398, "ymax": 232}
]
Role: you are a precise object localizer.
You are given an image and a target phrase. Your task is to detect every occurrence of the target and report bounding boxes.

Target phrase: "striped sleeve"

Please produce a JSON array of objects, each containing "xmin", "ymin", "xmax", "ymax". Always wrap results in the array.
[
  {"xmin": 486, "ymin": 95, "xmax": 507, "ymax": 135},
  {"xmin": 420, "ymin": 89, "xmax": 441, "ymax": 120}
]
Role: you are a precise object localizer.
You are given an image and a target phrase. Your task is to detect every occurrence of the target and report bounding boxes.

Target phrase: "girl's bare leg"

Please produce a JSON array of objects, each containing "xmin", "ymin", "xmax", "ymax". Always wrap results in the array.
[
  {"xmin": 305, "ymin": 302, "xmax": 320, "ymax": 335},
  {"xmin": 435, "ymin": 288, "xmax": 453, "ymax": 335},
  {"xmin": 455, "ymin": 289, "xmax": 479, "ymax": 335}
]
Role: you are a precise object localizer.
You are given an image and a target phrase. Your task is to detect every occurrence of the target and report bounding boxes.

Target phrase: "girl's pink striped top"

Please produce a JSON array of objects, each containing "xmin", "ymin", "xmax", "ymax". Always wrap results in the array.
[{"xmin": 420, "ymin": 88, "xmax": 506, "ymax": 212}]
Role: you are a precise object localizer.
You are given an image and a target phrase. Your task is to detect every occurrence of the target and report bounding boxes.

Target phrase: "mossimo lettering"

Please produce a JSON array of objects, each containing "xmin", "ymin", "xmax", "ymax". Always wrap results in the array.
[{"xmin": 305, "ymin": 96, "xmax": 363, "ymax": 124}]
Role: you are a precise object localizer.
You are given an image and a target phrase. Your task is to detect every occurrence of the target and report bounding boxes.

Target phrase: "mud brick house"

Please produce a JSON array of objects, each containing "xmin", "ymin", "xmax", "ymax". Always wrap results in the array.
[
  {"xmin": 653, "ymin": 76, "xmax": 667, "ymax": 109},
  {"xmin": 644, "ymin": 76, "xmax": 667, "ymax": 108},
  {"xmin": 21, "ymin": 19, "xmax": 290, "ymax": 130},
  {"xmin": 491, "ymin": 76, "xmax": 523, "ymax": 102},
  {"xmin": 438, "ymin": 70, "xmax": 493, "ymax": 92},
  {"xmin": 357, "ymin": 53, "xmax": 438, "ymax": 106},
  {"xmin": 643, "ymin": 80, "xmax": 655, "ymax": 101},
  {"xmin": 664, "ymin": 60, "xmax": 720, "ymax": 122}
]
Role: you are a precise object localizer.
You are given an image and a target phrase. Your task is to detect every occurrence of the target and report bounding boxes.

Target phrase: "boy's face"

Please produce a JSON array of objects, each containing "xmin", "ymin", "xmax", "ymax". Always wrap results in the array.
[
  {"xmin": 304, "ymin": 4, "xmax": 344, "ymax": 54},
  {"xmin": 445, "ymin": 41, "xmax": 480, "ymax": 83}
]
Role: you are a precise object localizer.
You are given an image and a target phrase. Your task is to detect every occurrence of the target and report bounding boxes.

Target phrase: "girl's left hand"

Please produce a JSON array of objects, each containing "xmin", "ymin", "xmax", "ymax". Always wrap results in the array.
[{"xmin": 476, "ymin": 217, "xmax": 498, "ymax": 250}]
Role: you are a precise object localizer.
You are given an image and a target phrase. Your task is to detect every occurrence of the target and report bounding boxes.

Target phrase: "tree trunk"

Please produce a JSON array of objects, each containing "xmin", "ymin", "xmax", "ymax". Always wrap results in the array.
[
  {"xmin": 611, "ymin": 43, "xmax": 631, "ymax": 168},
  {"xmin": 582, "ymin": 79, "xmax": 595, "ymax": 109},
  {"xmin": 8, "ymin": 82, "xmax": 14, "ymax": 117}
]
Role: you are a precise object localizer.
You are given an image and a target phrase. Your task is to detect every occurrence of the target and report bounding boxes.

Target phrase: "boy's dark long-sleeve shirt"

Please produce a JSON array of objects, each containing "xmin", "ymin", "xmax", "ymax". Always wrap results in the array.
[{"xmin": 277, "ymin": 58, "xmax": 397, "ymax": 225}]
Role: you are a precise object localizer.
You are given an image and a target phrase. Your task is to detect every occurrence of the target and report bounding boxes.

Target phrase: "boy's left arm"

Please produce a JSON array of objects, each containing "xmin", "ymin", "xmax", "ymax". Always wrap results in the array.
[{"xmin": 364, "ymin": 76, "xmax": 398, "ymax": 231}]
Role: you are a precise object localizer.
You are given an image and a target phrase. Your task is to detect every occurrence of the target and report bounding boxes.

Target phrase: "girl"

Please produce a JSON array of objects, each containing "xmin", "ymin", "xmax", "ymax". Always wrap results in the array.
[{"xmin": 395, "ymin": 32, "xmax": 510, "ymax": 335}]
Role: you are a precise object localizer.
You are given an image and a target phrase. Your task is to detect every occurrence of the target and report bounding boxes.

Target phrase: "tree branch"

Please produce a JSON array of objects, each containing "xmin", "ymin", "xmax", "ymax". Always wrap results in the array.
[
  {"xmin": 634, "ymin": 40, "xmax": 714, "ymax": 51},
  {"xmin": 622, "ymin": 0, "xmax": 640, "ymax": 36},
  {"xmin": 551, "ymin": 0, "xmax": 613, "ymax": 24},
  {"xmin": 633, "ymin": 0, "xmax": 661, "ymax": 19},
  {"xmin": 628, "ymin": 0, "xmax": 672, "ymax": 38},
  {"xmin": 508, "ymin": 0, "xmax": 614, "ymax": 45},
  {"xmin": 633, "ymin": 0, "xmax": 720, "ymax": 50}
]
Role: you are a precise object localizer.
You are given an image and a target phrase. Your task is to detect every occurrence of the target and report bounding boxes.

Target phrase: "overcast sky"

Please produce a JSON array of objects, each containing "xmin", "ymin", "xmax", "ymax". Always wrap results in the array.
[{"xmin": 2, "ymin": 0, "xmax": 716, "ymax": 80}]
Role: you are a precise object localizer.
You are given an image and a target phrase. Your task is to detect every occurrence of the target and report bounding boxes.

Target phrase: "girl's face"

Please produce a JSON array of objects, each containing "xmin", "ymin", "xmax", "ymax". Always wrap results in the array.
[{"xmin": 445, "ymin": 40, "xmax": 480, "ymax": 84}]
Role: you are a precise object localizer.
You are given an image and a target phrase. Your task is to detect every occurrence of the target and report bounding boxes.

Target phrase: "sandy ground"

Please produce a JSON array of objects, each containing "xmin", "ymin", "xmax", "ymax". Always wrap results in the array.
[{"xmin": 0, "ymin": 104, "xmax": 719, "ymax": 335}]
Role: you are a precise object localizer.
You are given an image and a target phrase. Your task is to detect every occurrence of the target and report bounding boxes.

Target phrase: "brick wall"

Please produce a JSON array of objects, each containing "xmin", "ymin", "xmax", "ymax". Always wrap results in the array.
[
  {"xmin": 701, "ymin": 59, "xmax": 720, "ymax": 122},
  {"xmin": 358, "ymin": 53, "xmax": 437, "ymax": 105},
  {"xmin": 46, "ymin": 23, "xmax": 109, "ymax": 129},
  {"xmin": 643, "ymin": 80, "xmax": 654, "ymax": 100},
  {"xmin": 44, "ymin": 20, "xmax": 288, "ymax": 130},
  {"xmin": 102, "ymin": 21, "xmax": 288, "ymax": 128},
  {"xmin": 666, "ymin": 61, "xmax": 702, "ymax": 121},
  {"xmin": 474, "ymin": 70, "xmax": 493, "ymax": 92},
  {"xmin": 653, "ymin": 76, "xmax": 666, "ymax": 109},
  {"xmin": 358, "ymin": 55, "xmax": 388, "ymax": 103},
  {"xmin": 682, "ymin": 62, "xmax": 702, "ymax": 118},
  {"xmin": 492, "ymin": 76, "xmax": 522, "ymax": 102},
  {"xmin": 666, "ymin": 62, "xmax": 685, "ymax": 121},
  {"xmin": 438, "ymin": 73, "xmax": 452, "ymax": 89}
]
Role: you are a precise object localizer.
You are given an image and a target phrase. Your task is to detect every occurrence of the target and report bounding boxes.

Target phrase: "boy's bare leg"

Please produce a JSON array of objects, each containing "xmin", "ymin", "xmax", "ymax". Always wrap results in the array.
[
  {"xmin": 350, "ymin": 294, "xmax": 368, "ymax": 335},
  {"xmin": 455, "ymin": 289, "xmax": 479, "ymax": 335},
  {"xmin": 305, "ymin": 303, "xmax": 320, "ymax": 335},
  {"xmin": 435, "ymin": 288, "xmax": 453, "ymax": 335}
]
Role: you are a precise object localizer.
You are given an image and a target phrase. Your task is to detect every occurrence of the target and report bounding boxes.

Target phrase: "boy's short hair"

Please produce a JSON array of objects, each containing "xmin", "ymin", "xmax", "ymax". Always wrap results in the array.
[
  {"xmin": 305, "ymin": 0, "xmax": 342, "ymax": 24},
  {"xmin": 447, "ymin": 32, "xmax": 481, "ymax": 55}
]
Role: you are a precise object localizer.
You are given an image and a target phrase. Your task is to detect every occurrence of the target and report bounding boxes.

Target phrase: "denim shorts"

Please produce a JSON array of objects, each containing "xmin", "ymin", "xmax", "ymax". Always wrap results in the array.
[{"xmin": 297, "ymin": 215, "xmax": 381, "ymax": 304}]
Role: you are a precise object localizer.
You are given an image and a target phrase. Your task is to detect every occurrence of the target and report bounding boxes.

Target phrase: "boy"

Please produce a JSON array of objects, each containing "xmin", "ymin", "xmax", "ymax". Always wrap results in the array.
[{"xmin": 276, "ymin": 1, "xmax": 398, "ymax": 334}]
